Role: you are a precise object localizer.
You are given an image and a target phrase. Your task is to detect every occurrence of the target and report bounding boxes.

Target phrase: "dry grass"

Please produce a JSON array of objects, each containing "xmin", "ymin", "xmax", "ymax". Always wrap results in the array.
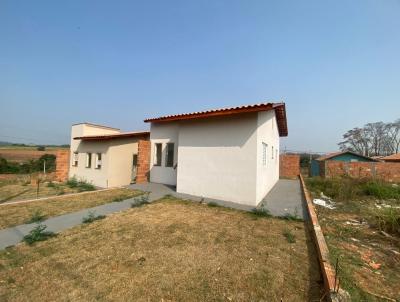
[
  {"xmin": 0, "ymin": 188, "xmax": 141, "ymax": 229},
  {"xmin": 0, "ymin": 149, "xmax": 59, "ymax": 163},
  {"xmin": 0, "ymin": 198, "xmax": 322, "ymax": 302}
]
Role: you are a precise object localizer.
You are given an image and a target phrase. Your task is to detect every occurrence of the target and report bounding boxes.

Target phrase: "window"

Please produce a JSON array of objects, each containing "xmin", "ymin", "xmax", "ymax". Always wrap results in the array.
[
  {"xmin": 165, "ymin": 143, "xmax": 174, "ymax": 167},
  {"xmin": 72, "ymin": 152, "xmax": 78, "ymax": 166},
  {"xmin": 95, "ymin": 153, "xmax": 102, "ymax": 169},
  {"xmin": 272, "ymin": 146, "xmax": 274, "ymax": 159},
  {"xmin": 262, "ymin": 143, "xmax": 267, "ymax": 166},
  {"xmin": 154, "ymin": 143, "xmax": 162, "ymax": 166},
  {"xmin": 86, "ymin": 153, "xmax": 92, "ymax": 168}
]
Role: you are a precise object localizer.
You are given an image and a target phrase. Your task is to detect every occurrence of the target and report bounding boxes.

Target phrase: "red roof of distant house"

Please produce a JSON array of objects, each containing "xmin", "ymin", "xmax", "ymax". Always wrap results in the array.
[
  {"xmin": 382, "ymin": 153, "xmax": 400, "ymax": 162},
  {"xmin": 144, "ymin": 102, "xmax": 288, "ymax": 137},
  {"xmin": 74, "ymin": 131, "xmax": 150, "ymax": 141}
]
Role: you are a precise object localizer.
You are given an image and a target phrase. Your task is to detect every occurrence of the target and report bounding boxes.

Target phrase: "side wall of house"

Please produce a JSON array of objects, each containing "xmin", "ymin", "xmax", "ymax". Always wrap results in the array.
[
  {"xmin": 107, "ymin": 138, "xmax": 139, "ymax": 187},
  {"xmin": 149, "ymin": 123, "xmax": 180, "ymax": 186},
  {"xmin": 256, "ymin": 111, "xmax": 280, "ymax": 203},
  {"xmin": 177, "ymin": 113, "xmax": 258, "ymax": 206}
]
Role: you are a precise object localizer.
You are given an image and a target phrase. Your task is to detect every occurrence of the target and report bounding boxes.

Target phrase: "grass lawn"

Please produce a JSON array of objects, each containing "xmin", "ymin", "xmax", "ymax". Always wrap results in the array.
[
  {"xmin": 0, "ymin": 188, "xmax": 142, "ymax": 229},
  {"xmin": 0, "ymin": 197, "xmax": 322, "ymax": 301},
  {"xmin": 306, "ymin": 177, "xmax": 400, "ymax": 301},
  {"xmin": 0, "ymin": 176, "xmax": 95, "ymax": 203}
]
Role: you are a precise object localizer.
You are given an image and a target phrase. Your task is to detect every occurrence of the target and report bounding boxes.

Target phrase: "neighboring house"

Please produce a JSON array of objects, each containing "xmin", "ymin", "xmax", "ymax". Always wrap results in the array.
[
  {"xmin": 144, "ymin": 103, "xmax": 288, "ymax": 206},
  {"xmin": 381, "ymin": 153, "xmax": 400, "ymax": 163},
  {"xmin": 69, "ymin": 123, "xmax": 149, "ymax": 187},
  {"xmin": 311, "ymin": 151, "xmax": 376, "ymax": 177}
]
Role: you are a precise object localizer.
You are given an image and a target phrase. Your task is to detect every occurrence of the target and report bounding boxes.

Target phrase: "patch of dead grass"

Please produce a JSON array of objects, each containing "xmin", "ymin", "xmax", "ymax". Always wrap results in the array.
[
  {"xmin": 0, "ymin": 188, "xmax": 141, "ymax": 229},
  {"xmin": 0, "ymin": 198, "xmax": 322, "ymax": 301}
]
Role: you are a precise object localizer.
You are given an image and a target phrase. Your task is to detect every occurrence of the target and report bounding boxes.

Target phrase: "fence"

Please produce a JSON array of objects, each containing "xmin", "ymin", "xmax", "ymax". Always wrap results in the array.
[{"xmin": 324, "ymin": 161, "xmax": 400, "ymax": 182}]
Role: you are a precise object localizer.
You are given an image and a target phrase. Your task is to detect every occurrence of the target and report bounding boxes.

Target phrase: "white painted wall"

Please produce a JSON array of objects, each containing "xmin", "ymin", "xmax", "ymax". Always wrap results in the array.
[
  {"xmin": 149, "ymin": 123, "xmax": 179, "ymax": 185},
  {"xmin": 255, "ymin": 111, "xmax": 280, "ymax": 203},
  {"xmin": 176, "ymin": 113, "xmax": 258, "ymax": 205},
  {"xmin": 69, "ymin": 123, "xmax": 139, "ymax": 188}
]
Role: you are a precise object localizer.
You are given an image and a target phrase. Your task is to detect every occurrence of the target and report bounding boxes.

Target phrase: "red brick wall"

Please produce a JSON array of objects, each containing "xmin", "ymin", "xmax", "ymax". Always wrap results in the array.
[
  {"xmin": 325, "ymin": 160, "xmax": 400, "ymax": 182},
  {"xmin": 136, "ymin": 140, "xmax": 150, "ymax": 183},
  {"xmin": 279, "ymin": 154, "xmax": 300, "ymax": 178},
  {"xmin": 55, "ymin": 149, "xmax": 70, "ymax": 182}
]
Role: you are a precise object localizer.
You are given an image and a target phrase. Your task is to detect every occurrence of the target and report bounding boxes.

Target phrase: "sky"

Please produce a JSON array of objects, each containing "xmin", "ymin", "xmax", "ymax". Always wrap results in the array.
[{"xmin": 0, "ymin": 0, "xmax": 399, "ymax": 152}]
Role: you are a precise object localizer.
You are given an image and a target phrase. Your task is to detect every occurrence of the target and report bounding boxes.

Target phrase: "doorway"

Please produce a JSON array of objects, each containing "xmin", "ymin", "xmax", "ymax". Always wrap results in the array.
[{"xmin": 131, "ymin": 153, "xmax": 138, "ymax": 183}]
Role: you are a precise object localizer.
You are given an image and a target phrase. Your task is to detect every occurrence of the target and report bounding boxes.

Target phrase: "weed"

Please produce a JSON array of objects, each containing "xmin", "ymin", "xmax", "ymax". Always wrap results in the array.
[
  {"xmin": 47, "ymin": 181, "xmax": 55, "ymax": 188},
  {"xmin": 77, "ymin": 180, "xmax": 95, "ymax": 192},
  {"xmin": 131, "ymin": 193, "xmax": 150, "ymax": 208},
  {"xmin": 26, "ymin": 210, "xmax": 46, "ymax": 224},
  {"xmin": 82, "ymin": 211, "xmax": 106, "ymax": 224},
  {"xmin": 371, "ymin": 208, "xmax": 400, "ymax": 236},
  {"xmin": 66, "ymin": 177, "xmax": 78, "ymax": 188},
  {"xmin": 251, "ymin": 205, "xmax": 272, "ymax": 218},
  {"xmin": 283, "ymin": 229, "xmax": 296, "ymax": 243},
  {"xmin": 362, "ymin": 181, "xmax": 400, "ymax": 200},
  {"xmin": 281, "ymin": 208, "xmax": 303, "ymax": 221},
  {"xmin": 57, "ymin": 190, "xmax": 65, "ymax": 195},
  {"xmin": 23, "ymin": 224, "xmax": 56, "ymax": 245}
]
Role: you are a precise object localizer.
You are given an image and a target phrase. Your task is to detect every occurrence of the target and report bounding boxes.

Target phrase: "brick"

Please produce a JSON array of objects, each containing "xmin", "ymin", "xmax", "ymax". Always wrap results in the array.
[{"xmin": 280, "ymin": 154, "xmax": 300, "ymax": 178}]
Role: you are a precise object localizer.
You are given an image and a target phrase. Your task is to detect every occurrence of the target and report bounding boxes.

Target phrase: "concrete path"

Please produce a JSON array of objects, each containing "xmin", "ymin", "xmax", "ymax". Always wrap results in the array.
[{"xmin": 260, "ymin": 179, "xmax": 308, "ymax": 219}]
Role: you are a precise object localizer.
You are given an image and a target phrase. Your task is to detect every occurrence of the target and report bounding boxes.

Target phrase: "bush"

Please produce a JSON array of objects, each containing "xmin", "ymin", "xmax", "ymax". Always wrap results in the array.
[
  {"xmin": 66, "ymin": 177, "xmax": 78, "ymax": 188},
  {"xmin": 26, "ymin": 210, "xmax": 46, "ymax": 224},
  {"xmin": 37, "ymin": 146, "xmax": 45, "ymax": 151},
  {"xmin": 283, "ymin": 229, "xmax": 296, "ymax": 243},
  {"xmin": 82, "ymin": 211, "xmax": 106, "ymax": 224},
  {"xmin": 23, "ymin": 224, "xmax": 55, "ymax": 245},
  {"xmin": 47, "ymin": 181, "xmax": 56, "ymax": 188},
  {"xmin": 207, "ymin": 201, "xmax": 219, "ymax": 207}
]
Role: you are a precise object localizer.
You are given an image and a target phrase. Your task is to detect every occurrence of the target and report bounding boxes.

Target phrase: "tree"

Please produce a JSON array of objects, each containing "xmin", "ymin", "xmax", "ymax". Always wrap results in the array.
[{"xmin": 338, "ymin": 119, "xmax": 400, "ymax": 156}]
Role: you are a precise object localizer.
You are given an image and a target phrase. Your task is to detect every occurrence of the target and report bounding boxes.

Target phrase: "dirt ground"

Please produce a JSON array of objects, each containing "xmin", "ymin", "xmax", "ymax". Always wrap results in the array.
[
  {"xmin": 0, "ymin": 198, "xmax": 323, "ymax": 301},
  {"xmin": 314, "ymin": 198, "xmax": 400, "ymax": 301},
  {"xmin": 0, "ymin": 149, "xmax": 60, "ymax": 163}
]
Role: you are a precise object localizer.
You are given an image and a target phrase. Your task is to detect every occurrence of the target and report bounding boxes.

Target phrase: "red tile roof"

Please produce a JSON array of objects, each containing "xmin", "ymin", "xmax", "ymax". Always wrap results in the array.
[
  {"xmin": 74, "ymin": 131, "xmax": 150, "ymax": 141},
  {"xmin": 316, "ymin": 151, "xmax": 377, "ymax": 162},
  {"xmin": 144, "ymin": 102, "xmax": 288, "ymax": 137}
]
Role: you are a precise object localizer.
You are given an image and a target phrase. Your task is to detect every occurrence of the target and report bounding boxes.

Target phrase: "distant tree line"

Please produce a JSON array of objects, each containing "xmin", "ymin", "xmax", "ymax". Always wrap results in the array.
[
  {"xmin": 338, "ymin": 119, "xmax": 400, "ymax": 156},
  {"xmin": 0, "ymin": 154, "xmax": 56, "ymax": 174}
]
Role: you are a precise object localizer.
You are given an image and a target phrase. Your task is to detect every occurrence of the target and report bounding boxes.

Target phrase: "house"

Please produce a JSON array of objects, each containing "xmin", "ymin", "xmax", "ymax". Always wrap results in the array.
[
  {"xmin": 144, "ymin": 103, "xmax": 288, "ymax": 206},
  {"xmin": 69, "ymin": 123, "xmax": 149, "ymax": 188},
  {"xmin": 311, "ymin": 151, "xmax": 376, "ymax": 177},
  {"xmin": 381, "ymin": 153, "xmax": 400, "ymax": 163}
]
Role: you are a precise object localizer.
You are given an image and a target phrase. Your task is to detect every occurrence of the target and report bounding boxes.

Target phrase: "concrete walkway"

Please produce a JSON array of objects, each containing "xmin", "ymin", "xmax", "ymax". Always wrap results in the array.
[{"xmin": 260, "ymin": 179, "xmax": 307, "ymax": 219}]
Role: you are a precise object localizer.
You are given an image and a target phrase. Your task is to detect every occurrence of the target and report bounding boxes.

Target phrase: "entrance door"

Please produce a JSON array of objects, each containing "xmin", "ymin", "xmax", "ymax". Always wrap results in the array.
[{"xmin": 131, "ymin": 154, "xmax": 138, "ymax": 183}]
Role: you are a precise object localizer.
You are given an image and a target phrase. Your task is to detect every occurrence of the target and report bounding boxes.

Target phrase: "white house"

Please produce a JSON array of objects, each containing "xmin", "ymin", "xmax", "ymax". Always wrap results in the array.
[
  {"xmin": 144, "ymin": 102, "xmax": 288, "ymax": 206},
  {"xmin": 69, "ymin": 123, "xmax": 149, "ymax": 188}
]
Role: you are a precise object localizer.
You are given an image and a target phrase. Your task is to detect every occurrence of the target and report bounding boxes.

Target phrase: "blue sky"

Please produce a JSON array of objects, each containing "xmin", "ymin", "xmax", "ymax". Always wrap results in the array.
[{"xmin": 1, "ymin": 0, "xmax": 399, "ymax": 152}]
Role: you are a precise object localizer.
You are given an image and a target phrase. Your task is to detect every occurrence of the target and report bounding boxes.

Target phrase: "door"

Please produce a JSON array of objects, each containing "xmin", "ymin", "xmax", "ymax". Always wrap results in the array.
[{"xmin": 131, "ymin": 154, "xmax": 138, "ymax": 183}]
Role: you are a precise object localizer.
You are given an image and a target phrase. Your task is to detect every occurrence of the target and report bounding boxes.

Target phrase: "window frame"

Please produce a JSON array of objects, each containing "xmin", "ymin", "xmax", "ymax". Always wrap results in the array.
[
  {"xmin": 165, "ymin": 143, "xmax": 175, "ymax": 167},
  {"xmin": 72, "ymin": 152, "xmax": 78, "ymax": 167},
  {"xmin": 95, "ymin": 153, "xmax": 102, "ymax": 169},
  {"xmin": 86, "ymin": 153, "xmax": 92, "ymax": 168},
  {"xmin": 154, "ymin": 143, "xmax": 162, "ymax": 166},
  {"xmin": 262, "ymin": 143, "xmax": 267, "ymax": 167}
]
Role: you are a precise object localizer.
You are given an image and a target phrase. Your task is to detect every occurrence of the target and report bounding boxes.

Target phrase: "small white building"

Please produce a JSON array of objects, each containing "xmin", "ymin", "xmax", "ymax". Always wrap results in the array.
[
  {"xmin": 144, "ymin": 103, "xmax": 288, "ymax": 206},
  {"xmin": 69, "ymin": 123, "xmax": 149, "ymax": 188}
]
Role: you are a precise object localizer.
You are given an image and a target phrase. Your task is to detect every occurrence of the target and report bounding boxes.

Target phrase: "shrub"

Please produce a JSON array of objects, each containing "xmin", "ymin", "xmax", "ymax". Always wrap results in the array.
[
  {"xmin": 26, "ymin": 210, "xmax": 46, "ymax": 224},
  {"xmin": 66, "ymin": 177, "xmax": 78, "ymax": 188},
  {"xmin": 251, "ymin": 205, "xmax": 272, "ymax": 218},
  {"xmin": 82, "ymin": 211, "xmax": 106, "ymax": 224},
  {"xmin": 23, "ymin": 224, "xmax": 55, "ymax": 245},
  {"xmin": 207, "ymin": 201, "xmax": 219, "ymax": 207},
  {"xmin": 283, "ymin": 229, "xmax": 296, "ymax": 243},
  {"xmin": 77, "ymin": 180, "xmax": 95, "ymax": 192}
]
